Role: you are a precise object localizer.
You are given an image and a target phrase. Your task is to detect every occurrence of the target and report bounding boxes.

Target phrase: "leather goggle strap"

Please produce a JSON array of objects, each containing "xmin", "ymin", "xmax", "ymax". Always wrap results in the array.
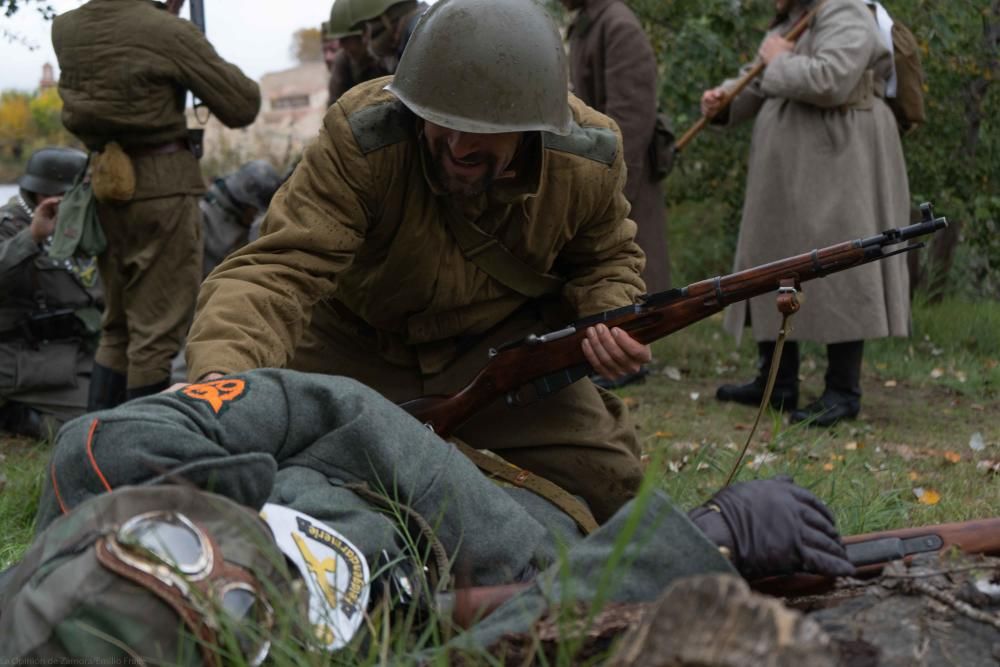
[{"xmin": 95, "ymin": 538, "xmax": 219, "ymax": 667}]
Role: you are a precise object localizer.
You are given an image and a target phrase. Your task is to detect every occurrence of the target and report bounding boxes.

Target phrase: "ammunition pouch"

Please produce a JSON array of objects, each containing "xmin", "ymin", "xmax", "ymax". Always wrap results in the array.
[
  {"xmin": 0, "ymin": 309, "xmax": 84, "ymax": 345},
  {"xmin": 91, "ymin": 142, "xmax": 137, "ymax": 203}
]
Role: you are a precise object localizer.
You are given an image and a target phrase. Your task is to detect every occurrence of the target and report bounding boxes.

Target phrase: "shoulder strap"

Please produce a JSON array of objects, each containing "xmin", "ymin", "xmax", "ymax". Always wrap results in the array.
[
  {"xmin": 443, "ymin": 207, "xmax": 563, "ymax": 298},
  {"xmin": 451, "ymin": 439, "xmax": 598, "ymax": 535}
]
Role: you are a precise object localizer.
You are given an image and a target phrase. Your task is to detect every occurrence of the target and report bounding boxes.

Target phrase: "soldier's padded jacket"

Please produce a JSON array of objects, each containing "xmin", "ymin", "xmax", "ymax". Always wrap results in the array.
[
  {"xmin": 51, "ymin": 0, "xmax": 261, "ymax": 199},
  {"xmin": 29, "ymin": 370, "xmax": 731, "ymax": 648},
  {"xmin": 186, "ymin": 77, "xmax": 646, "ymax": 379}
]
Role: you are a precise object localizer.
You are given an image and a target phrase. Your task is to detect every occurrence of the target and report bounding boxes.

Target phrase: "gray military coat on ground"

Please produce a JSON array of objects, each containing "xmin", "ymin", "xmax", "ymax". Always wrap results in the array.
[
  {"xmin": 29, "ymin": 369, "xmax": 732, "ymax": 651},
  {"xmin": 567, "ymin": 0, "xmax": 671, "ymax": 292},
  {"xmin": 720, "ymin": 0, "xmax": 911, "ymax": 344},
  {"xmin": 0, "ymin": 197, "xmax": 102, "ymax": 422}
]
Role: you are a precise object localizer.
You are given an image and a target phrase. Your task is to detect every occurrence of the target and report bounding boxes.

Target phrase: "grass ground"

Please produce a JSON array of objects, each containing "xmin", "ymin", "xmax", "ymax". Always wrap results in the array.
[{"xmin": 0, "ymin": 297, "xmax": 997, "ymax": 662}]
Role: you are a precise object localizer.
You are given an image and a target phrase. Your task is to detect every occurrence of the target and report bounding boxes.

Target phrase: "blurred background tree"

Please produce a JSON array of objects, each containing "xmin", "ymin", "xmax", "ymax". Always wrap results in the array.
[{"xmin": 290, "ymin": 27, "xmax": 323, "ymax": 63}]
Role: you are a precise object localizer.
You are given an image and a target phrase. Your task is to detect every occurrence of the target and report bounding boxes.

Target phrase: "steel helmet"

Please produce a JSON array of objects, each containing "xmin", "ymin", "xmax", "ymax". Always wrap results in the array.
[
  {"xmin": 327, "ymin": 0, "xmax": 363, "ymax": 39},
  {"xmin": 224, "ymin": 160, "xmax": 282, "ymax": 212},
  {"xmin": 385, "ymin": 0, "xmax": 572, "ymax": 135},
  {"xmin": 343, "ymin": 0, "xmax": 405, "ymax": 26},
  {"xmin": 18, "ymin": 146, "xmax": 87, "ymax": 196}
]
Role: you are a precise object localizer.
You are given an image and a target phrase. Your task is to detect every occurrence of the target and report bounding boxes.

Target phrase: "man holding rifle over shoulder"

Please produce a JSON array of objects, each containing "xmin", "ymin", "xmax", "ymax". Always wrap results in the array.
[
  {"xmin": 51, "ymin": 0, "xmax": 261, "ymax": 409},
  {"xmin": 704, "ymin": 0, "xmax": 912, "ymax": 426}
]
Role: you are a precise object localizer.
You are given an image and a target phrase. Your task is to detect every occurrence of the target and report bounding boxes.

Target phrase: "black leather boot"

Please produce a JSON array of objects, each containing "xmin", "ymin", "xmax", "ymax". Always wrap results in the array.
[
  {"xmin": 790, "ymin": 341, "xmax": 863, "ymax": 427},
  {"xmin": 0, "ymin": 402, "xmax": 44, "ymax": 439},
  {"xmin": 716, "ymin": 341, "xmax": 799, "ymax": 411},
  {"xmin": 87, "ymin": 363, "xmax": 128, "ymax": 412},
  {"xmin": 125, "ymin": 379, "xmax": 171, "ymax": 402}
]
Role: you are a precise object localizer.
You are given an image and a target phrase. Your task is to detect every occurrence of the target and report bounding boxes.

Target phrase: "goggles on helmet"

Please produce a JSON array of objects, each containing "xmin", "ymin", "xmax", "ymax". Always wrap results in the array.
[{"xmin": 96, "ymin": 511, "xmax": 274, "ymax": 667}]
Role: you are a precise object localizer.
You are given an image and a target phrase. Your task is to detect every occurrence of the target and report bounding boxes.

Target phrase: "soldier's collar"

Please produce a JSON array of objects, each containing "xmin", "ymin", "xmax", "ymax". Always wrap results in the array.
[
  {"xmin": 15, "ymin": 193, "xmax": 33, "ymax": 218},
  {"xmin": 418, "ymin": 132, "xmax": 543, "ymax": 204}
]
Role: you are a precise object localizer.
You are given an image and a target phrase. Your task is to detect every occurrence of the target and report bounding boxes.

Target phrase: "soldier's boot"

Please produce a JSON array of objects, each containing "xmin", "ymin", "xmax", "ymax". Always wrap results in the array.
[
  {"xmin": 87, "ymin": 363, "xmax": 128, "ymax": 412},
  {"xmin": 125, "ymin": 379, "xmax": 171, "ymax": 402},
  {"xmin": 0, "ymin": 402, "xmax": 44, "ymax": 439},
  {"xmin": 716, "ymin": 341, "xmax": 799, "ymax": 411},
  {"xmin": 790, "ymin": 341, "xmax": 863, "ymax": 427}
]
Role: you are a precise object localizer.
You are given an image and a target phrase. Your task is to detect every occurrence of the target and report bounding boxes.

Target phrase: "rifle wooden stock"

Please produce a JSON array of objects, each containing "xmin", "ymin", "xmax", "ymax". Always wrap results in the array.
[
  {"xmin": 442, "ymin": 517, "xmax": 1000, "ymax": 627},
  {"xmin": 401, "ymin": 209, "xmax": 947, "ymax": 438},
  {"xmin": 752, "ymin": 516, "xmax": 1000, "ymax": 597},
  {"xmin": 675, "ymin": 4, "xmax": 821, "ymax": 152}
]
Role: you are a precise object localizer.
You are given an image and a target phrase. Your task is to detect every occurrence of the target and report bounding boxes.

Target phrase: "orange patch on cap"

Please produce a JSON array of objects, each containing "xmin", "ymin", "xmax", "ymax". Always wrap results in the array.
[{"xmin": 180, "ymin": 378, "xmax": 247, "ymax": 414}]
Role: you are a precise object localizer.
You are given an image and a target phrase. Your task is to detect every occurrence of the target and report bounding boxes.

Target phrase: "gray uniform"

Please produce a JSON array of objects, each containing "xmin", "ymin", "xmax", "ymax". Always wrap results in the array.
[
  {"xmin": 33, "ymin": 369, "xmax": 732, "ymax": 645},
  {"xmin": 0, "ymin": 196, "xmax": 102, "ymax": 432}
]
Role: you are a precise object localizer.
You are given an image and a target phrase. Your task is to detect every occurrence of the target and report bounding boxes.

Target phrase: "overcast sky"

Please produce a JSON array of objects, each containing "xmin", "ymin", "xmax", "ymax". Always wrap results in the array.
[{"xmin": 0, "ymin": 1, "xmax": 344, "ymax": 91}]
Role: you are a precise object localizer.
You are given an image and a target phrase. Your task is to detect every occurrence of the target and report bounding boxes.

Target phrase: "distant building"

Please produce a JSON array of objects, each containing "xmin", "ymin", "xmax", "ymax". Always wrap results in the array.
[
  {"xmin": 39, "ymin": 63, "xmax": 56, "ymax": 91},
  {"xmin": 192, "ymin": 61, "xmax": 327, "ymax": 177}
]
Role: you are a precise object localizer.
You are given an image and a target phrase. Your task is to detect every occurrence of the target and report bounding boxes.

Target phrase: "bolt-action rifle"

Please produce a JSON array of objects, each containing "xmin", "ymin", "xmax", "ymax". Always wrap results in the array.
[
  {"xmin": 400, "ymin": 204, "xmax": 948, "ymax": 437},
  {"xmin": 440, "ymin": 516, "xmax": 1000, "ymax": 628}
]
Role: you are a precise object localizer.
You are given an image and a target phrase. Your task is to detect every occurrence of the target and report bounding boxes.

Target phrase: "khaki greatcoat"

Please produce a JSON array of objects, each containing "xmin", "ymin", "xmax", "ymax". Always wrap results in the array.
[
  {"xmin": 567, "ymin": 0, "xmax": 671, "ymax": 292},
  {"xmin": 186, "ymin": 78, "xmax": 648, "ymax": 520},
  {"xmin": 720, "ymin": 0, "xmax": 911, "ymax": 344}
]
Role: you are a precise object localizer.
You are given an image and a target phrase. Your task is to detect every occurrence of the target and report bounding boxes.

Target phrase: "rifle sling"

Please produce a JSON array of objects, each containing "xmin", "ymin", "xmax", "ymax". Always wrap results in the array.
[
  {"xmin": 444, "ymin": 208, "xmax": 564, "ymax": 299},
  {"xmin": 450, "ymin": 439, "xmax": 598, "ymax": 535}
]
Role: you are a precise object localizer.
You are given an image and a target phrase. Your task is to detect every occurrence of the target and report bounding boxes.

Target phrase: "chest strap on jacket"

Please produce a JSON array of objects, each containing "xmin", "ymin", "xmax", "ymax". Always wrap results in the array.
[
  {"xmin": 443, "ymin": 207, "xmax": 564, "ymax": 299},
  {"xmin": 450, "ymin": 438, "xmax": 598, "ymax": 535}
]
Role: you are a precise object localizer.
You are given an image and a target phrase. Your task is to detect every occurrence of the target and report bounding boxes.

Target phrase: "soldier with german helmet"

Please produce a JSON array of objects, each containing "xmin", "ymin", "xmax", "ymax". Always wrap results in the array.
[
  {"xmin": 185, "ymin": 0, "xmax": 653, "ymax": 523},
  {"xmin": 0, "ymin": 147, "xmax": 101, "ymax": 438}
]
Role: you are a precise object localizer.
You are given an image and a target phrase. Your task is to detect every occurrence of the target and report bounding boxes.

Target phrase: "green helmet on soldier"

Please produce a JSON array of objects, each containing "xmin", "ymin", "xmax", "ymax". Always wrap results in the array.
[
  {"xmin": 385, "ymin": 0, "xmax": 572, "ymax": 135},
  {"xmin": 344, "ymin": 0, "xmax": 408, "ymax": 25},
  {"xmin": 18, "ymin": 146, "xmax": 87, "ymax": 198},
  {"xmin": 328, "ymin": 0, "xmax": 363, "ymax": 39}
]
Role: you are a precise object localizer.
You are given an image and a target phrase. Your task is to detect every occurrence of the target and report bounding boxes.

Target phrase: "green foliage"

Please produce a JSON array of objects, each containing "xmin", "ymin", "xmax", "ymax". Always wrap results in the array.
[{"xmin": 632, "ymin": 0, "xmax": 1000, "ymax": 298}]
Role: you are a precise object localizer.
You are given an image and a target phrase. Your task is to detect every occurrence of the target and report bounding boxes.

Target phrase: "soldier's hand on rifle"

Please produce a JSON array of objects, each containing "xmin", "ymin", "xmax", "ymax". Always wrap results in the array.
[
  {"xmin": 759, "ymin": 34, "xmax": 794, "ymax": 65},
  {"xmin": 30, "ymin": 196, "xmax": 61, "ymax": 244},
  {"xmin": 700, "ymin": 87, "xmax": 727, "ymax": 117},
  {"xmin": 689, "ymin": 476, "xmax": 854, "ymax": 579},
  {"xmin": 582, "ymin": 324, "xmax": 651, "ymax": 382}
]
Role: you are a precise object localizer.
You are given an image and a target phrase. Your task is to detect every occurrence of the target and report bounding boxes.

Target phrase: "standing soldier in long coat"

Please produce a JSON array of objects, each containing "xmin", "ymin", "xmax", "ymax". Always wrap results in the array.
[
  {"xmin": 51, "ymin": 0, "xmax": 261, "ymax": 408},
  {"xmin": 0, "ymin": 148, "xmax": 100, "ymax": 438},
  {"xmin": 563, "ymin": 0, "xmax": 670, "ymax": 295},
  {"xmin": 184, "ymin": 0, "xmax": 653, "ymax": 523},
  {"xmin": 704, "ymin": 0, "xmax": 911, "ymax": 426}
]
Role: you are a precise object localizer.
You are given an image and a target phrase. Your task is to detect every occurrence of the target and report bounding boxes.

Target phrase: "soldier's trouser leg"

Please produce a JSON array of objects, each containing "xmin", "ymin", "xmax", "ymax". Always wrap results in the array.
[
  {"xmin": 95, "ymin": 196, "xmax": 202, "ymax": 389},
  {"xmin": 292, "ymin": 305, "xmax": 643, "ymax": 523}
]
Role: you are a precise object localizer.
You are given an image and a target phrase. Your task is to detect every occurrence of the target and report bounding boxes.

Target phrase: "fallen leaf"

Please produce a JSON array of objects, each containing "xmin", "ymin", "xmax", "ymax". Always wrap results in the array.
[
  {"xmin": 930, "ymin": 368, "xmax": 944, "ymax": 379},
  {"xmin": 975, "ymin": 460, "xmax": 999, "ymax": 475},
  {"xmin": 943, "ymin": 451, "xmax": 961, "ymax": 464},
  {"xmin": 662, "ymin": 366, "xmax": 682, "ymax": 381},
  {"xmin": 970, "ymin": 432, "xmax": 986, "ymax": 451},
  {"xmin": 913, "ymin": 487, "xmax": 941, "ymax": 505},
  {"xmin": 985, "ymin": 359, "xmax": 999, "ymax": 370},
  {"xmin": 747, "ymin": 452, "xmax": 779, "ymax": 470},
  {"xmin": 822, "ymin": 462, "xmax": 835, "ymax": 471},
  {"xmin": 971, "ymin": 404, "xmax": 985, "ymax": 412},
  {"xmin": 908, "ymin": 471, "xmax": 920, "ymax": 481},
  {"xmin": 654, "ymin": 431, "xmax": 673, "ymax": 438},
  {"xmin": 884, "ymin": 379, "xmax": 897, "ymax": 388},
  {"xmin": 689, "ymin": 392, "xmax": 700, "ymax": 401},
  {"xmin": 622, "ymin": 396, "xmax": 639, "ymax": 409},
  {"xmin": 954, "ymin": 370, "xmax": 967, "ymax": 383},
  {"xmin": 696, "ymin": 462, "xmax": 711, "ymax": 472},
  {"xmin": 640, "ymin": 454, "xmax": 651, "ymax": 466},
  {"xmin": 845, "ymin": 441, "xmax": 859, "ymax": 451},
  {"xmin": 733, "ymin": 423, "xmax": 750, "ymax": 431}
]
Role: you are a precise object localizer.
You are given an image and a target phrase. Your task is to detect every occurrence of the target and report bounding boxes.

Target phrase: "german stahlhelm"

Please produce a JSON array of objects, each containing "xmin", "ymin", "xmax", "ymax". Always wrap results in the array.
[
  {"xmin": 385, "ymin": 0, "xmax": 572, "ymax": 135},
  {"xmin": 18, "ymin": 147, "xmax": 87, "ymax": 196}
]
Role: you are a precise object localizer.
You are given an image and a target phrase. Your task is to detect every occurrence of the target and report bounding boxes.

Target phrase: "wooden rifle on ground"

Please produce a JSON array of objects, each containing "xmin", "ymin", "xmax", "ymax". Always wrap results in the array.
[
  {"xmin": 440, "ymin": 516, "xmax": 1000, "ymax": 628},
  {"xmin": 401, "ymin": 204, "xmax": 948, "ymax": 438}
]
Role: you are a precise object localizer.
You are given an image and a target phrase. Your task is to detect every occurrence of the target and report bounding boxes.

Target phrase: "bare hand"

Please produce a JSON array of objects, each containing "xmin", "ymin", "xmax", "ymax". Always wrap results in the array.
[
  {"xmin": 700, "ymin": 87, "xmax": 728, "ymax": 117},
  {"xmin": 582, "ymin": 324, "xmax": 651, "ymax": 382},
  {"xmin": 759, "ymin": 35, "xmax": 793, "ymax": 65},
  {"xmin": 30, "ymin": 196, "xmax": 61, "ymax": 244}
]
